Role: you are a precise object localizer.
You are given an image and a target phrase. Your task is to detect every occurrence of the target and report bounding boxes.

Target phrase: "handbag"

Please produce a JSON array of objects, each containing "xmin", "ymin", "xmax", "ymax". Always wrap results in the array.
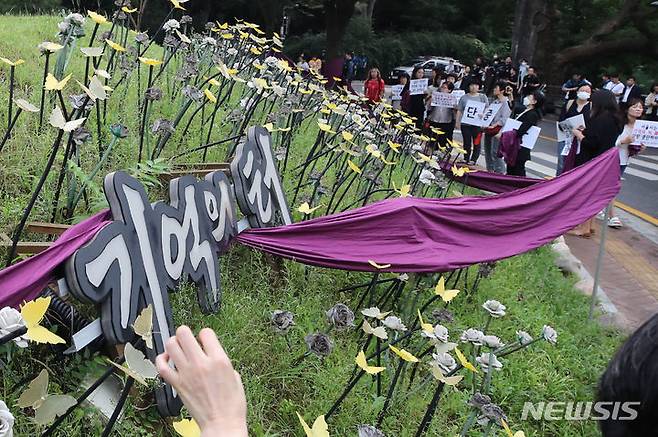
[{"xmin": 484, "ymin": 125, "xmax": 502, "ymax": 136}]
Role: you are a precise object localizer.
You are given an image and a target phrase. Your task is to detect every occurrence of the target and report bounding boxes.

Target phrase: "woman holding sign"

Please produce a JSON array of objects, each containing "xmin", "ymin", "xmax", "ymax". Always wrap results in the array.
[
  {"xmin": 505, "ymin": 90, "xmax": 545, "ymax": 176},
  {"xmin": 483, "ymin": 81, "xmax": 512, "ymax": 173},
  {"xmin": 556, "ymin": 84, "xmax": 592, "ymax": 175},
  {"xmin": 409, "ymin": 67, "xmax": 428, "ymax": 129},
  {"xmin": 456, "ymin": 79, "xmax": 488, "ymax": 164},
  {"xmin": 426, "ymin": 81, "xmax": 456, "ymax": 149}
]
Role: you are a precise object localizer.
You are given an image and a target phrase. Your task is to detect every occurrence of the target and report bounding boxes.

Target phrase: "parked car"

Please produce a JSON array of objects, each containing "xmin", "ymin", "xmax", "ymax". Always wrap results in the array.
[{"xmin": 387, "ymin": 57, "xmax": 463, "ymax": 84}]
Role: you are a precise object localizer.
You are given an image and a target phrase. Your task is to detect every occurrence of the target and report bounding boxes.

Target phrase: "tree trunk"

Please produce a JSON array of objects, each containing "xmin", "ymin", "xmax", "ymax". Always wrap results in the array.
[
  {"xmin": 511, "ymin": 0, "xmax": 549, "ymax": 65},
  {"xmin": 366, "ymin": 0, "xmax": 377, "ymax": 23},
  {"xmin": 325, "ymin": 0, "xmax": 357, "ymax": 60}
]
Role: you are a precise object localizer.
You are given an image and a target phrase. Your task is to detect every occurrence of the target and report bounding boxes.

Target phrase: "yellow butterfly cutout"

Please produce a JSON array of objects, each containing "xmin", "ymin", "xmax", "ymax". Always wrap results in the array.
[
  {"xmin": 216, "ymin": 22, "xmax": 229, "ymax": 30},
  {"xmin": 77, "ymin": 76, "xmax": 107, "ymax": 101},
  {"xmin": 221, "ymin": 33, "xmax": 234, "ymax": 39},
  {"xmin": 387, "ymin": 141, "xmax": 401, "ymax": 153},
  {"xmin": 0, "ymin": 57, "xmax": 24, "ymax": 67},
  {"xmin": 139, "ymin": 57, "xmax": 163, "ymax": 67},
  {"xmin": 430, "ymin": 363, "xmax": 463, "ymax": 386},
  {"xmin": 296, "ymin": 412, "xmax": 330, "ymax": 437},
  {"xmin": 297, "ymin": 202, "xmax": 322, "ymax": 215},
  {"xmin": 14, "ymin": 98, "xmax": 39, "ymax": 113},
  {"xmin": 381, "ymin": 157, "xmax": 397, "ymax": 166},
  {"xmin": 501, "ymin": 419, "xmax": 525, "ymax": 437},
  {"xmin": 20, "ymin": 297, "xmax": 66, "ymax": 345},
  {"xmin": 316, "ymin": 122, "xmax": 334, "ymax": 133},
  {"xmin": 341, "ymin": 131, "xmax": 354, "ymax": 142},
  {"xmin": 17, "ymin": 369, "xmax": 77, "ymax": 425},
  {"xmin": 204, "ymin": 89, "xmax": 217, "ymax": 104},
  {"xmin": 368, "ymin": 260, "xmax": 391, "ymax": 269},
  {"xmin": 176, "ymin": 29, "xmax": 192, "ymax": 44},
  {"xmin": 108, "ymin": 342, "xmax": 158, "ymax": 386},
  {"xmin": 332, "ymin": 76, "xmax": 342, "ymax": 82},
  {"xmin": 87, "ymin": 10, "xmax": 107, "ymax": 24},
  {"xmin": 40, "ymin": 42, "xmax": 63, "ymax": 53},
  {"xmin": 389, "ymin": 345, "xmax": 419, "ymax": 363},
  {"xmin": 105, "ymin": 39, "xmax": 126, "ymax": 52},
  {"xmin": 170, "ymin": 0, "xmax": 186, "ymax": 10},
  {"xmin": 392, "ymin": 182, "xmax": 411, "ymax": 198},
  {"xmin": 49, "ymin": 106, "xmax": 87, "ymax": 132},
  {"xmin": 434, "ymin": 276, "xmax": 460, "ymax": 303},
  {"xmin": 417, "ymin": 310, "xmax": 434, "ymax": 335},
  {"xmin": 44, "ymin": 73, "xmax": 72, "ymax": 91},
  {"xmin": 173, "ymin": 418, "xmax": 201, "ymax": 437},
  {"xmin": 355, "ymin": 350, "xmax": 386, "ymax": 375},
  {"xmin": 122, "ymin": 6, "xmax": 138, "ymax": 13},
  {"xmin": 362, "ymin": 319, "xmax": 388, "ymax": 340},
  {"xmin": 132, "ymin": 305, "xmax": 153, "ymax": 349},
  {"xmin": 451, "ymin": 165, "xmax": 476, "ymax": 177},
  {"xmin": 250, "ymin": 47, "xmax": 263, "ymax": 55},
  {"xmin": 347, "ymin": 159, "xmax": 362, "ymax": 175},
  {"xmin": 454, "ymin": 347, "xmax": 478, "ymax": 373}
]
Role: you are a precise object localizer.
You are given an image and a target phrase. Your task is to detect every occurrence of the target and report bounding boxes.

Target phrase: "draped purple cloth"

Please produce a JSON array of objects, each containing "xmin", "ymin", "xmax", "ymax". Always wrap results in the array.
[
  {"xmin": 0, "ymin": 211, "xmax": 112, "ymax": 308},
  {"xmin": 442, "ymin": 164, "xmax": 540, "ymax": 193},
  {"xmin": 237, "ymin": 148, "xmax": 620, "ymax": 272},
  {"xmin": 0, "ymin": 148, "xmax": 620, "ymax": 308}
]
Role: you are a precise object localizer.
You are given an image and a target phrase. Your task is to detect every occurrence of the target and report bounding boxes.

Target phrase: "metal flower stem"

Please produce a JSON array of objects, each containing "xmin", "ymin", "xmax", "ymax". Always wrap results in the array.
[
  {"xmin": 50, "ymin": 135, "xmax": 75, "ymax": 222},
  {"xmin": 95, "ymin": 100, "xmax": 103, "ymax": 156},
  {"xmin": 41, "ymin": 356, "xmax": 125, "ymax": 436},
  {"xmin": 459, "ymin": 411, "xmax": 478, "ymax": 437},
  {"xmin": 39, "ymin": 53, "xmax": 51, "ymax": 128},
  {"xmin": 407, "ymin": 345, "xmax": 435, "ymax": 389},
  {"xmin": 69, "ymin": 135, "xmax": 119, "ymax": 211},
  {"xmin": 56, "ymin": 90, "xmax": 69, "ymax": 120},
  {"xmin": 325, "ymin": 369, "xmax": 366, "ymax": 420},
  {"xmin": 138, "ymin": 64, "xmax": 154, "ymax": 162},
  {"xmin": 0, "ymin": 109, "xmax": 22, "ymax": 153},
  {"xmin": 0, "ymin": 326, "xmax": 27, "ymax": 346},
  {"xmin": 100, "ymin": 376, "xmax": 135, "ymax": 437},
  {"xmin": 376, "ymin": 359, "xmax": 407, "ymax": 427},
  {"xmin": 291, "ymin": 133, "xmax": 325, "ymax": 204},
  {"xmin": 414, "ymin": 382, "xmax": 446, "ymax": 437},
  {"xmin": 5, "ymin": 128, "xmax": 65, "ymax": 266},
  {"xmin": 338, "ymin": 277, "xmax": 397, "ymax": 294},
  {"xmin": 7, "ymin": 65, "xmax": 15, "ymax": 133},
  {"xmin": 173, "ymin": 134, "xmax": 244, "ymax": 160}
]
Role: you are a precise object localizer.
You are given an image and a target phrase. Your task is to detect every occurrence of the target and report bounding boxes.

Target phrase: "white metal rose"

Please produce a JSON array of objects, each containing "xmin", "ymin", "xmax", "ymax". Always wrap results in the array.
[
  {"xmin": 482, "ymin": 300, "xmax": 506, "ymax": 318},
  {"xmin": 516, "ymin": 330, "xmax": 533, "ymax": 345},
  {"xmin": 419, "ymin": 169, "xmax": 436, "ymax": 185},
  {"xmin": 482, "ymin": 335, "xmax": 504, "ymax": 349},
  {"xmin": 460, "ymin": 328, "xmax": 485, "ymax": 346},
  {"xmin": 0, "ymin": 400, "xmax": 14, "ymax": 437},
  {"xmin": 382, "ymin": 315, "xmax": 407, "ymax": 331},
  {"xmin": 542, "ymin": 325, "xmax": 558, "ymax": 345},
  {"xmin": 422, "ymin": 324, "xmax": 449, "ymax": 343},
  {"xmin": 476, "ymin": 353, "xmax": 503, "ymax": 372},
  {"xmin": 0, "ymin": 307, "xmax": 28, "ymax": 348},
  {"xmin": 431, "ymin": 351, "xmax": 457, "ymax": 373}
]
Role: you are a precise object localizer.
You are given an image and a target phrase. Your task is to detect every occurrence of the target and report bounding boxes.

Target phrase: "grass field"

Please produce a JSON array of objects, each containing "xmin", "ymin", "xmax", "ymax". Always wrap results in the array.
[{"xmin": 0, "ymin": 13, "xmax": 625, "ymax": 437}]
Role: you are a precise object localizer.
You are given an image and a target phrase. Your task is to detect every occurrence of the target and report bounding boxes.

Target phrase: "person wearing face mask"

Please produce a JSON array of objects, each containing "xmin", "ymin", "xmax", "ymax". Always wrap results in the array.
[
  {"xmin": 456, "ymin": 79, "xmax": 488, "ymax": 164},
  {"xmin": 484, "ymin": 81, "xmax": 512, "ymax": 173},
  {"xmin": 569, "ymin": 89, "xmax": 623, "ymax": 237},
  {"xmin": 556, "ymin": 84, "xmax": 592, "ymax": 175},
  {"xmin": 504, "ymin": 90, "xmax": 545, "ymax": 176},
  {"xmin": 607, "ymin": 98, "xmax": 647, "ymax": 228}
]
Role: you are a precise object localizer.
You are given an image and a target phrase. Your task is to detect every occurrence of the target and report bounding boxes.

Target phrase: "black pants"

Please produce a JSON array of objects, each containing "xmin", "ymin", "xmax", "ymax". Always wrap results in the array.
[
  {"xmin": 506, "ymin": 147, "xmax": 531, "ymax": 176},
  {"xmin": 461, "ymin": 124, "xmax": 481, "ymax": 163}
]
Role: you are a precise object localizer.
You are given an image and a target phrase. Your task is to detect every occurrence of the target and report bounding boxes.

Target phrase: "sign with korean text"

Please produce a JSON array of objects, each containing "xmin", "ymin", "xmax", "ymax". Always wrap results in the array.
[
  {"xmin": 632, "ymin": 120, "xmax": 658, "ymax": 147},
  {"xmin": 409, "ymin": 78, "xmax": 429, "ymax": 96}
]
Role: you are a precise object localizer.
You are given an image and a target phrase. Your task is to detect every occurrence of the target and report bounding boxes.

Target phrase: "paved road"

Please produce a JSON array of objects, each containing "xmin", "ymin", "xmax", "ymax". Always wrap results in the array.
[{"xmin": 352, "ymin": 81, "xmax": 658, "ymax": 222}]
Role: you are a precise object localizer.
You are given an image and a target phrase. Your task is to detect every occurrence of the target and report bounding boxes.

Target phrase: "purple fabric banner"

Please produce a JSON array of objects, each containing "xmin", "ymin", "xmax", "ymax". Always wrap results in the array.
[
  {"xmin": 0, "ymin": 148, "xmax": 620, "ymax": 308},
  {"xmin": 441, "ymin": 163, "xmax": 540, "ymax": 193},
  {"xmin": 0, "ymin": 211, "xmax": 112, "ymax": 308},
  {"xmin": 237, "ymin": 148, "xmax": 620, "ymax": 272}
]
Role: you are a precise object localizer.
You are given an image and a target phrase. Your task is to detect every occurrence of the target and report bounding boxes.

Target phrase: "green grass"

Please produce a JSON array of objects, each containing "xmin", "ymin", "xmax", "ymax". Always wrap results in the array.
[{"xmin": 0, "ymin": 14, "xmax": 626, "ymax": 437}]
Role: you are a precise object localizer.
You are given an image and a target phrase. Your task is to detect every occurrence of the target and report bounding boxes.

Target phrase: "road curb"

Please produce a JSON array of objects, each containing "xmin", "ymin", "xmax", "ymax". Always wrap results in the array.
[{"xmin": 550, "ymin": 237, "xmax": 631, "ymax": 332}]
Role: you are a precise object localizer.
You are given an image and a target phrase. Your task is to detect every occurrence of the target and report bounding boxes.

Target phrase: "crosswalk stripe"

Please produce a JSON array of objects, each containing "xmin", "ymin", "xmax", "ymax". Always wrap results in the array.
[
  {"xmin": 531, "ymin": 151, "xmax": 658, "ymax": 181},
  {"xmin": 638, "ymin": 154, "xmax": 658, "ymax": 163},
  {"xmin": 526, "ymin": 161, "xmax": 556, "ymax": 178},
  {"xmin": 629, "ymin": 157, "xmax": 658, "ymax": 172}
]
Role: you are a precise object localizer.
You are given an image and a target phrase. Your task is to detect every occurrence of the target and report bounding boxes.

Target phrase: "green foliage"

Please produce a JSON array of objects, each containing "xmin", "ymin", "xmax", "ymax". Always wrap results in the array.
[{"xmin": 0, "ymin": 0, "xmax": 62, "ymax": 14}]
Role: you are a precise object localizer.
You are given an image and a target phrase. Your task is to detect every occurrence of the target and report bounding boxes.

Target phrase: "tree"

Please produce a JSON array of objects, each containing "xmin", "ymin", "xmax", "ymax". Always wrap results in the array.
[{"xmin": 323, "ymin": 0, "xmax": 359, "ymax": 59}]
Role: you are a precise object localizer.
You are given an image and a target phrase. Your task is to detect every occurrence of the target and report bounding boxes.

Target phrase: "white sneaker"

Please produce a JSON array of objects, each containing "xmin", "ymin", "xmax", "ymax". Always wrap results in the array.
[{"xmin": 607, "ymin": 217, "xmax": 622, "ymax": 228}]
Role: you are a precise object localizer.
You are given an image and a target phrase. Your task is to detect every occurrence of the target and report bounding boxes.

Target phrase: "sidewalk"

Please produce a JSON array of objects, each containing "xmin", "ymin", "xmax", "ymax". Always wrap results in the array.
[{"xmin": 565, "ymin": 212, "xmax": 658, "ymax": 331}]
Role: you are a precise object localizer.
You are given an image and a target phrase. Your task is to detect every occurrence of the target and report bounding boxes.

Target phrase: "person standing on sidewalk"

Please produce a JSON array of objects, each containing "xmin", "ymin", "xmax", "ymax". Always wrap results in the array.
[
  {"xmin": 363, "ymin": 67, "xmax": 385, "ymax": 103},
  {"xmin": 409, "ymin": 67, "xmax": 428, "ymax": 130},
  {"xmin": 483, "ymin": 81, "xmax": 512, "ymax": 173},
  {"xmin": 425, "ymin": 81, "xmax": 456, "ymax": 150},
  {"xmin": 569, "ymin": 89, "xmax": 623, "ymax": 237},
  {"xmin": 556, "ymin": 84, "xmax": 592, "ymax": 176},
  {"xmin": 607, "ymin": 98, "xmax": 648, "ymax": 228},
  {"xmin": 456, "ymin": 79, "xmax": 488, "ymax": 164},
  {"xmin": 505, "ymin": 90, "xmax": 544, "ymax": 176}
]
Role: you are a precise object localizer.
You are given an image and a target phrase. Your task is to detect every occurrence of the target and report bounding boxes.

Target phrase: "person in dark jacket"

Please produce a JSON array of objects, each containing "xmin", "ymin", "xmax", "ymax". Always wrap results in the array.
[
  {"xmin": 506, "ymin": 90, "xmax": 544, "ymax": 176},
  {"xmin": 408, "ymin": 66, "xmax": 427, "ymax": 130},
  {"xmin": 572, "ymin": 89, "xmax": 623, "ymax": 166}
]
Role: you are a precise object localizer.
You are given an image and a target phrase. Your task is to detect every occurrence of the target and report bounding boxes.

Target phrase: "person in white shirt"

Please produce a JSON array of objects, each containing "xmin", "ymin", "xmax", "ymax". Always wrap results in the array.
[
  {"xmin": 604, "ymin": 74, "xmax": 625, "ymax": 102},
  {"xmin": 608, "ymin": 98, "xmax": 647, "ymax": 228}
]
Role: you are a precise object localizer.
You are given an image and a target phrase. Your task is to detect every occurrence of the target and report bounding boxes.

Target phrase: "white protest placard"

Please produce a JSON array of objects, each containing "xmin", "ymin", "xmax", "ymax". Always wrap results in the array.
[
  {"xmin": 556, "ymin": 114, "xmax": 585, "ymax": 144},
  {"xmin": 632, "ymin": 120, "xmax": 658, "ymax": 147},
  {"xmin": 431, "ymin": 92, "xmax": 458, "ymax": 108},
  {"xmin": 409, "ymin": 78, "xmax": 428, "ymax": 96},
  {"xmin": 501, "ymin": 119, "xmax": 541, "ymax": 150},
  {"xmin": 480, "ymin": 102, "xmax": 503, "ymax": 127},
  {"xmin": 460, "ymin": 100, "xmax": 487, "ymax": 126},
  {"xmin": 452, "ymin": 90, "xmax": 465, "ymax": 100},
  {"xmin": 390, "ymin": 85, "xmax": 404, "ymax": 101}
]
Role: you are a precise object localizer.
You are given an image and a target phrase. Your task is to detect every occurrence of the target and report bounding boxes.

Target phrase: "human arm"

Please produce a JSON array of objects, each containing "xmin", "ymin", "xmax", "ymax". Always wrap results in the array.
[{"xmin": 156, "ymin": 326, "xmax": 248, "ymax": 437}]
